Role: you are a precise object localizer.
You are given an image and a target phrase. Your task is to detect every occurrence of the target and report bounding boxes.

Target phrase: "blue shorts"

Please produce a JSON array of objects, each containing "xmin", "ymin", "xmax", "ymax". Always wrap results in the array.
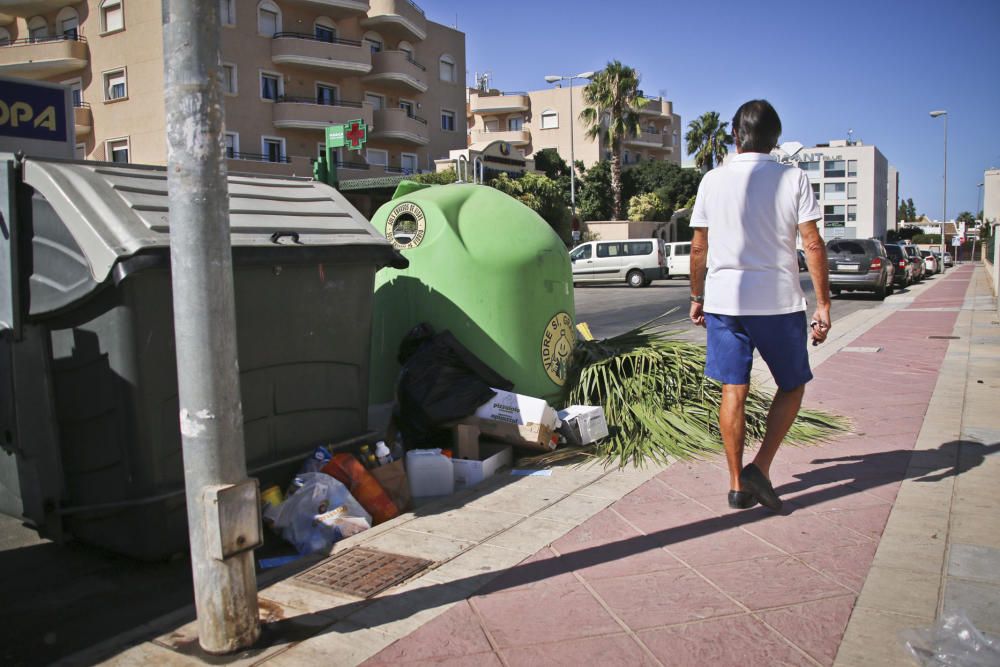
[{"xmin": 705, "ymin": 311, "xmax": 813, "ymax": 391}]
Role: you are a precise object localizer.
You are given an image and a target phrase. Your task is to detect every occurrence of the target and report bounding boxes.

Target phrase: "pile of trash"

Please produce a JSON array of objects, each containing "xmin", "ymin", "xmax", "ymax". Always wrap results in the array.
[{"xmin": 260, "ymin": 324, "xmax": 607, "ymax": 557}]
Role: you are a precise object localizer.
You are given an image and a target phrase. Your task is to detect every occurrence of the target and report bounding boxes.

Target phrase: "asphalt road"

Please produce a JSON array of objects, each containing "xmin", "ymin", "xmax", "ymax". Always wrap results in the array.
[{"xmin": 574, "ymin": 271, "xmax": 905, "ymax": 340}]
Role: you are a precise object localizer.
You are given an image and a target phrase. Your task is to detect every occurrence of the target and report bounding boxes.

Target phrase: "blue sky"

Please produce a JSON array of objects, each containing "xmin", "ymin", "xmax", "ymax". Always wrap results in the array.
[{"xmin": 421, "ymin": 0, "xmax": 1000, "ymax": 220}]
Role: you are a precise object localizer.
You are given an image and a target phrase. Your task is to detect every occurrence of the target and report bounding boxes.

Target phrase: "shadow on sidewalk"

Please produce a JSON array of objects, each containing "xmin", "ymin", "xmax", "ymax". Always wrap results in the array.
[{"xmin": 238, "ymin": 439, "xmax": 998, "ymax": 659}]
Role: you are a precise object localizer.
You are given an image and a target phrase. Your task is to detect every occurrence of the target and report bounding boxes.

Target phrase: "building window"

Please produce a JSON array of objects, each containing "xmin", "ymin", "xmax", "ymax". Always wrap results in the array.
[
  {"xmin": 623, "ymin": 151, "xmax": 630, "ymax": 165},
  {"xmin": 399, "ymin": 99, "xmax": 414, "ymax": 117},
  {"xmin": 401, "ymin": 153, "xmax": 418, "ymax": 174},
  {"xmin": 257, "ymin": 1, "xmax": 280, "ymax": 36},
  {"xmin": 260, "ymin": 71, "xmax": 281, "ymax": 101},
  {"xmin": 100, "ymin": 0, "xmax": 124, "ymax": 33},
  {"xmin": 104, "ymin": 69, "xmax": 127, "ymax": 101},
  {"xmin": 224, "ymin": 132, "xmax": 238, "ymax": 158},
  {"xmin": 799, "ymin": 160, "xmax": 819, "ymax": 174},
  {"xmin": 317, "ymin": 84, "xmax": 338, "ymax": 105},
  {"xmin": 221, "ymin": 63, "xmax": 237, "ymax": 95},
  {"xmin": 363, "ymin": 32, "xmax": 382, "ymax": 54},
  {"xmin": 366, "ymin": 148, "xmax": 388, "ymax": 166},
  {"xmin": 484, "ymin": 118, "xmax": 499, "ymax": 132},
  {"xmin": 64, "ymin": 78, "xmax": 83, "ymax": 106},
  {"xmin": 508, "ymin": 117, "xmax": 523, "ymax": 131},
  {"xmin": 824, "ymin": 204, "xmax": 846, "ymax": 224},
  {"xmin": 262, "ymin": 137, "xmax": 285, "ymax": 162},
  {"xmin": 824, "ymin": 159, "xmax": 846, "ymax": 178},
  {"xmin": 824, "ymin": 182, "xmax": 846, "ymax": 200},
  {"xmin": 441, "ymin": 109, "xmax": 456, "ymax": 131},
  {"xmin": 847, "ymin": 159, "xmax": 857, "ymax": 177},
  {"xmin": 811, "ymin": 182, "xmax": 820, "ymax": 201},
  {"xmin": 847, "ymin": 204, "xmax": 857, "ymax": 222},
  {"xmin": 365, "ymin": 92, "xmax": 384, "ymax": 110},
  {"xmin": 106, "ymin": 137, "xmax": 129, "ymax": 163},
  {"xmin": 27, "ymin": 16, "xmax": 48, "ymax": 41},
  {"xmin": 540, "ymin": 110, "xmax": 558, "ymax": 129},
  {"xmin": 315, "ymin": 18, "xmax": 336, "ymax": 42},
  {"xmin": 847, "ymin": 182, "xmax": 858, "ymax": 199},
  {"xmin": 57, "ymin": 7, "xmax": 79, "ymax": 38},
  {"xmin": 398, "ymin": 41, "xmax": 414, "ymax": 58},
  {"xmin": 0, "ymin": 27, "xmax": 10, "ymax": 46},
  {"xmin": 219, "ymin": 0, "xmax": 235, "ymax": 26},
  {"xmin": 439, "ymin": 54, "xmax": 456, "ymax": 82}
]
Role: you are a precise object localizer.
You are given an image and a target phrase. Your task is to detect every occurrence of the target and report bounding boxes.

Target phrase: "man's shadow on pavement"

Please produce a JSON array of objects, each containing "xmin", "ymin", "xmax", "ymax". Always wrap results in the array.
[{"xmin": 177, "ymin": 439, "xmax": 1000, "ymax": 662}]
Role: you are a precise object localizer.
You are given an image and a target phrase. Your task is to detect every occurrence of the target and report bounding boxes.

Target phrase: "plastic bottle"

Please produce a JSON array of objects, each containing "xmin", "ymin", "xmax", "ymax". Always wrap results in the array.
[
  {"xmin": 366, "ymin": 453, "xmax": 379, "ymax": 469},
  {"xmin": 321, "ymin": 453, "xmax": 399, "ymax": 524},
  {"xmin": 405, "ymin": 449, "xmax": 454, "ymax": 498},
  {"xmin": 375, "ymin": 441, "xmax": 392, "ymax": 465}
]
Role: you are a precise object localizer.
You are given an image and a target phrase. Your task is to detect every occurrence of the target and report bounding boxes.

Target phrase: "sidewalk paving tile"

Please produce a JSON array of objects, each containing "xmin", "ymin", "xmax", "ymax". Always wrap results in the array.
[
  {"xmin": 742, "ymin": 513, "xmax": 872, "ymax": 554},
  {"xmin": 758, "ymin": 595, "xmax": 857, "ymax": 665},
  {"xmin": 638, "ymin": 614, "xmax": 811, "ymax": 667},
  {"xmin": 697, "ymin": 555, "xmax": 853, "ymax": 611},
  {"xmin": 796, "ymin": 542, "xmax": 879, "ymax": 593},
  {"xmin": 941, "ymin": 577, "xmax": 1000, "ymax": 634},
  {"xmin": 855, "ymin": 566, "xmax": 941, "ymax": 619},
  {"xmin": 360, "ymin": 601, "xmax": 491, "ymax": 664},
  {"xmin": 500, "ymin": 633, "xmax": 657, "ymax": 667},
  {"xmin": 946, "ymin": 543, "xmax": 1000, "ymax": 583}
]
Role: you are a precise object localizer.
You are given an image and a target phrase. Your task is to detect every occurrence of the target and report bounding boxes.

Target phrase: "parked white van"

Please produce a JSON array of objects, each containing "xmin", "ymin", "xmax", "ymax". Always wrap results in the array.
[
  {"xmin": 569, "ymin": 239, "xmax": 665, "ymax": 287},
  {"xmin": 662, "ymin": 241, "xmax": 691, "ymax": 279}
]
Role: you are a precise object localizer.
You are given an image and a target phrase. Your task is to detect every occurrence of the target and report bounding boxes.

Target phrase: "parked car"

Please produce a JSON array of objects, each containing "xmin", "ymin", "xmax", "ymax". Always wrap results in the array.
[
  {"xmin": 920, "ymin": 250, "xmax": 941, "ymax": 275},
  {"xmin": 900, "ymin": 244, "xmax": 926, "ymax": 282},
  {"xmin": 943, "ymin": 252, "xmax": 954, "ymax": 267},
  {"xmin": 662, "ymin": 241, "xmax": 692, "ymax": 279},
  {"xmin": 570, "ymin": 239, "xmax": 664, "ymax": 287},
  {"xmin": 885, "ymin": 244, "xmax": 916, "ymax": 287},
  {"xmin": 797, "ymin": 249, "xmax": 807, "ymax": 271},
  {"xmin": 826, "ymin": 238, "xmax": 895, "ymax": 300}
]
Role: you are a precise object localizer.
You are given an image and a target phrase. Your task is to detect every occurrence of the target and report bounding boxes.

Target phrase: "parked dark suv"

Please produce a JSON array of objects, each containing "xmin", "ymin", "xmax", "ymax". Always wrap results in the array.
[
  {"xmin": 885, "ymin": 243, "xmax": 917, "ymax": 287},
  {"xmin": 826, "ymin": 238, "xmax": 895, "ymax": 300},
  {"xmin": 899, "ymin": 244, "xmax": 926, "ymax": 282}
]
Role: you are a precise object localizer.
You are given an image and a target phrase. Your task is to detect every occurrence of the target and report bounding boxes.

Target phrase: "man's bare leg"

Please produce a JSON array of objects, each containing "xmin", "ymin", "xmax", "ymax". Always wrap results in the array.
[
  {"xmin": 720, "ymin": 383, "xmax": 750, "ymax": 490},
  {"xmin": 751, "ymin": 384, "xmax": 806, "ymax": 478}
]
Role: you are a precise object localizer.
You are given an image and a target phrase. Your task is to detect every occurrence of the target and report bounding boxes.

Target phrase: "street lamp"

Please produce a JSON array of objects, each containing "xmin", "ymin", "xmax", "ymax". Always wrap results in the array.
[
  {"xmin": 930, "ymin": 110, "xmax": 947, "ymax": 268},
  {"xmin": 544, "ymin": 70, "xmax": 595, "ymax": 216}
]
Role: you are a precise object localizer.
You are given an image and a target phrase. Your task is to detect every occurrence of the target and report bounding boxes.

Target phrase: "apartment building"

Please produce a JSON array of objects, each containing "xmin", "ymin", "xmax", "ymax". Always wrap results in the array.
[
  {"xmin": 780, "ymin": 140, "xmax": 893, "ymax": 241},
  {"xmin": 984, "ymin": 168, "xmax": 1000, "ymax": 227},
  {"xmin": 0, "ymin": 0, "xmax": 467, "ymax": 184},
  {"xmin": 466, "ymin": 84, "xmax": 681, "ymax": 169}
]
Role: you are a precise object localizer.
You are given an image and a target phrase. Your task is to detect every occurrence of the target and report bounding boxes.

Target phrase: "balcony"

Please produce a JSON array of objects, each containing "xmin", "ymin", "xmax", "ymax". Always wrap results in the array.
[
  {"xmin": 73, "ymin": 102, "xmax": 91, "ymax": 137},
  {"xmin": 469, "ymin": 92, "xmax": 529, "ymax": 114},
  {"xmin": 470, "ymin": 128, "xmax": 530, "ymax": 146},
  {"xmin": 363, "ymin": 50, "xmax": 427, "ymax": 93},
  {"xmin": 361, "ymin": 0, "xmax": 427, "ymax": 42},
  {"xmin": 273, "ymin": 96, "xmax": 373, "ymax": 131},
  {"xmin": 637, "ymin": 97, "xmax": 673, "ymax": 117},
  {"xmin": 0, "ymin": 0, "xmax": 77, "ymax": 16},
  {"xmin": 370, "ymin": 107, "xmax": 428, "ymax": 145},
  {"xmin": 279, "ymin": 0, "xmax": 369, "ymax": 18},
  {"xmin": 627, "ymin": 128, "xmax": 663, "ymax": 148},
  {"xmin": 0, "ymin": 34, "xmax": 87, "ymax": 79},
  {"xmin": 271, "ymin": 33, "xmax": 371, "ymax": 75}
]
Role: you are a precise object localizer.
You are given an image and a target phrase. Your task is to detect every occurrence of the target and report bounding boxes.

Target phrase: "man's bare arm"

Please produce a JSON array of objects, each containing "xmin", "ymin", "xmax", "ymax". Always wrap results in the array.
[
  {"xmin": 689, "ymin": 227, "xmax": 708, "ymax": 327},
  {"xmin": 799, "ymin": 220, "xmax": 830, "ymax": 344}
]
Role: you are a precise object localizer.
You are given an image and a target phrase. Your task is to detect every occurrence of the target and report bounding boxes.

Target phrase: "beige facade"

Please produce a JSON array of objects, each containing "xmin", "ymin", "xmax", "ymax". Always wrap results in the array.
[
  {"xmin": 984, "ymin": 168, "xmax": 1000, "ymax": 227},
  {"xmin": 467, "ymin": 85, "xmax": 681, "ymax": 169},
  {"xmin": 780, "ymin": 140, "xmax": 893, "ymax": 241},
  {"xmin": 0, "ymin": 0, "xmax": 467, "ymax": 181}
]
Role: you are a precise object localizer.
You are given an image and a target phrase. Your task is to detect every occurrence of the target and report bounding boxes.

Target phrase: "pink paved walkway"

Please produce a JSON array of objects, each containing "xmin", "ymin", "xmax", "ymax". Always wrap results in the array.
[{"xmin": 363, "ymin": 266, "xmax": 975, "ymax": 667}]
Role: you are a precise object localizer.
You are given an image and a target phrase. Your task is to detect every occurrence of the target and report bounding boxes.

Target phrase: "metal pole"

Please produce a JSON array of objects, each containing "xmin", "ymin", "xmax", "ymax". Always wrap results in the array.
[
  {"xmin": 942, "ymin": 114, "xmax": 948, "ymax": 267},
  {"xmin": 163, "ymin": 0, "xmax": 259, "ymax": 654},
  {"xmin": 569, "ymin": 77, "xmax": 576, "ymax": 215}
]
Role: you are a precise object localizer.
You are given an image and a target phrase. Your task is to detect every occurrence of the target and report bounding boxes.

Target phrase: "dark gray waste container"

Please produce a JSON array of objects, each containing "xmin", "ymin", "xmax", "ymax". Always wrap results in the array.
[{"xmin": 0, "ymin": 156, "xmax": 396, "ymax": 559}]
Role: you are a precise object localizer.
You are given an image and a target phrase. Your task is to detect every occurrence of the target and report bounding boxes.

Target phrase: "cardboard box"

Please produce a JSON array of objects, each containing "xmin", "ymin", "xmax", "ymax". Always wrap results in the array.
[
  {"xmin": 471, "ymin": 389, "xmax": 560, "ymax": 451},
  {"xmin": 452, "ymin": 443, "xmax": 512, "ymax": 488},
  {"xmin": 558, "ymin": 405, "xmax": 609, "ymax": 445},
  {"xmin": 370, "ymin": 459, "xmax": 411, "ymax": 512}
]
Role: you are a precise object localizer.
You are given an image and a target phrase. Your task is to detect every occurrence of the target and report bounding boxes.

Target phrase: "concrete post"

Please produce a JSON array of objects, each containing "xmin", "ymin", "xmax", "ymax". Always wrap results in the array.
[{"xmin": 162, "ymin": 0, "xmax": 260, "ymax": 653}]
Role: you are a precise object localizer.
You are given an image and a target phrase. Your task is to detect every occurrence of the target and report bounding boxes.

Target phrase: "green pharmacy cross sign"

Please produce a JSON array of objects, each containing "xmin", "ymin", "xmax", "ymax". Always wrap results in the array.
[{"xmin": 326, "ymin": 119, "xmax": 367, "ymax": 152}]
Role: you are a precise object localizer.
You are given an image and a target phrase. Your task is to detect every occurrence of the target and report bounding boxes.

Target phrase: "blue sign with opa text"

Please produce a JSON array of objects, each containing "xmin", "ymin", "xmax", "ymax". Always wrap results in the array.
[{"xmin": 0, "ymin": 79, "xmax": 68, "ymax": 143}]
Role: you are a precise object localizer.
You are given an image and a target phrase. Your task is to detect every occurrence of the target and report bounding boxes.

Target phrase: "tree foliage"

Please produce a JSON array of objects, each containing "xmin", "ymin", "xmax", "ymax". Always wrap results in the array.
[
  {"xmin": 956, "ymin": 211, "xmax": 976, "ymax": 225},
  {"xmin": 685, "ymin": 111, "xmax": 733, "ymax": 172},
  {"xmin": 411, "ymin": 168, "xmax": 457, "ymax": 185},
  {"xmin": 627, "ymin": 192, "xmax": 669, "ymax": 222},
  {"xmin": 580, "ymin": 61, "xmax": 645, "ymax": 220},
  {"xmin": 577, "ymin": 160, "xmax": 614, "ymax": 221},
  {"xmin": 576, "ymin": 159, "xmax": 702, "ymax": 222},
  {"xmin": 490, "ymin": 172, "xmax": 571, "ymax": 243},
  {"xmin": 896, "ymin": 197, "xmax": 917, "ymax": 222}
]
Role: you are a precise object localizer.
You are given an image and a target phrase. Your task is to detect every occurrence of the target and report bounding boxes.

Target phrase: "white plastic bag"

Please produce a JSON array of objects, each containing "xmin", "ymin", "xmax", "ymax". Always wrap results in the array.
[
  {"xmin": 268, "ymin": 472, "xmax": 372, "ymax": 555},
  {"xmin": 900, "ymin": 612, "xmax": 1000, "ymax": 667}
]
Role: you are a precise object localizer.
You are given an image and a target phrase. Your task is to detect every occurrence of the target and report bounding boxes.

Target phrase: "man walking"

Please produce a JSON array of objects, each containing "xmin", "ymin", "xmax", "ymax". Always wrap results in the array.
[{"xmin": 688, "ymin": 99, "xmax": 831, "ymax": 511}]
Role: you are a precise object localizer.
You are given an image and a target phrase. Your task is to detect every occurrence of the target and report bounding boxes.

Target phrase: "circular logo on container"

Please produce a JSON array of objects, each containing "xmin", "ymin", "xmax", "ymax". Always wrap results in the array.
[
  {"xmin": 384, "ymin": 202, "xmax": 426, "ymax": 250},
  {"xmin": 540, "ymin": 312, "xmax": 574, "ymax": 386}
]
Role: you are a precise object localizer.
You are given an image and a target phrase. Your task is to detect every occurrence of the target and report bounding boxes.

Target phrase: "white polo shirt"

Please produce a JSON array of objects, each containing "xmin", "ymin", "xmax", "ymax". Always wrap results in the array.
[{"xmin": 689, "ymin": 153, "xmax": 820, "ymax": 316}]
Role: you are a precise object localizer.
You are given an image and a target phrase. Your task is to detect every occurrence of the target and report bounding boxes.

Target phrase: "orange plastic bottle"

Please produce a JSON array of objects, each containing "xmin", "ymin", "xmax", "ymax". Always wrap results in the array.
[{"xmin": 321, "ymin": 453, "xmax": 399, "ymax": 524}]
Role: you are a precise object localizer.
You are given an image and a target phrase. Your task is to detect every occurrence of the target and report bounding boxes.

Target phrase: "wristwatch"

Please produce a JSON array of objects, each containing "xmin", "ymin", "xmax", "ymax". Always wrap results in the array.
[{"xmin": 690, "ymin": 295, "xmax": 704, "ymax": 304}]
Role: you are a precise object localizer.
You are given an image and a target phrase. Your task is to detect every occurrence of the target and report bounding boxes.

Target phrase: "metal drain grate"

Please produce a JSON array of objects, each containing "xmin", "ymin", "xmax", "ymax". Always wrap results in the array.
[
  {"xmin": 928, "ymin": 335, "xmax": 960, "ymax": 340},
  {"xmin": 294, "ymin": 547, "xmax": 433, "ymax": 598}
]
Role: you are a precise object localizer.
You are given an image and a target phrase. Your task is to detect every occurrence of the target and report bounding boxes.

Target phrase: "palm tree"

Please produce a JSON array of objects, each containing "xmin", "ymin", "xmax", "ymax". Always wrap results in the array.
[
  {"xmin": 579, "ymin": 61, "xmax": 645, "ymax": 220},
  {"xmin": 685, "ymin": 111, "xmax": 733, "ymax": 173}
]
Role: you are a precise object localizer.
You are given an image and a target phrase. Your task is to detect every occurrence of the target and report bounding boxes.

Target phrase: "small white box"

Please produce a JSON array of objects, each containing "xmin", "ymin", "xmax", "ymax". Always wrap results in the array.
[
  {"xmin": 472, "ymin": 389, "xmax": 561, "ymax": 450},
  {"xmin": 452, "ymin": 443, "xmax": 512, "ymax": 489},
  {"xmin": 557, "ymin": 405, "xmax": 609, "ymax": 445}
]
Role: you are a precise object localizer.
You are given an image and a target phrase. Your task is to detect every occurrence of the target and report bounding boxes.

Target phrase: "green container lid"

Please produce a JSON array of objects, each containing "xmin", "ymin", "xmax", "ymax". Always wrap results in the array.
[{"xmin": 370, "ymin": 182, "xmax": 575, "ymax": 405}]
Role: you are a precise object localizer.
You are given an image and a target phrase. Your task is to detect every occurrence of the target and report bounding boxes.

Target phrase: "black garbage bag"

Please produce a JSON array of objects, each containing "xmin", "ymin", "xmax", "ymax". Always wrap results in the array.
[{"xmin": 396, "ymin": 324, "xmax": 513, "ymax": 447}]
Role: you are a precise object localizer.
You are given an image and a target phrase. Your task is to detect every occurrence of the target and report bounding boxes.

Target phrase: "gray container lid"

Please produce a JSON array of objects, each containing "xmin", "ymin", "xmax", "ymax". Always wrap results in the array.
[{"xmin": 22, "ymin": 157, "xmax": 392, "ymax": 283}]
